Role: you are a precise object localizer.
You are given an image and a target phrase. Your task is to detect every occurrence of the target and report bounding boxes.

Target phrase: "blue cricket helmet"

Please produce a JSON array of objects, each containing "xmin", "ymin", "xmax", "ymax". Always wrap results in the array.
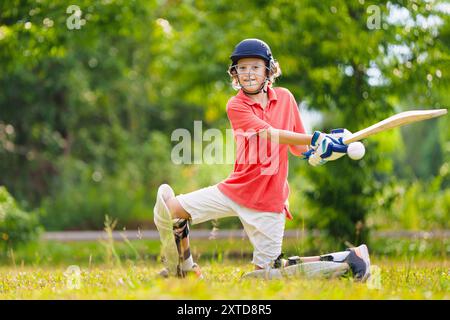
[{"xmin": 230, "ymin": 38, "xmax": 274, "ymax": 65}]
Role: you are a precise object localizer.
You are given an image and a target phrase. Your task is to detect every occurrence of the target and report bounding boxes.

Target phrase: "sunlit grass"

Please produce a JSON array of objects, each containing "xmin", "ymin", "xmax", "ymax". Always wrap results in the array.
[
  {"xmin": 2, "ymin": 236, "xmax": 447, "ymax": 267},
  {"xmin": 0, "ymin": 258, "xmax": 448, "ymax": 299}
]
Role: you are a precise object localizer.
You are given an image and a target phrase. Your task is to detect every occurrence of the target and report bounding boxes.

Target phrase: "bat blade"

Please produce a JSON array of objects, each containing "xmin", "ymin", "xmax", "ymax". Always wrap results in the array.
[{"xmin": 343, "ymin": 109, "xmax": 447, "ymax": 144}]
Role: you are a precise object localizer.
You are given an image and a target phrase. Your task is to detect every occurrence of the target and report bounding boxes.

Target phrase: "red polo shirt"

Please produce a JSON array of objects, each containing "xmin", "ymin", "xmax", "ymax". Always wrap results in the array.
[{"xmin": 217, "ymin": 86, "xmax": 306, "ymax": 220}]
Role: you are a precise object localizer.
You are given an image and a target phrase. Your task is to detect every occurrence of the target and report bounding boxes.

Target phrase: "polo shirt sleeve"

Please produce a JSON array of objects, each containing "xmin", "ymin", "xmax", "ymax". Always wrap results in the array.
[{"xmin": 226, "ymin": 100, "xmax": 271, "ymax": 138}]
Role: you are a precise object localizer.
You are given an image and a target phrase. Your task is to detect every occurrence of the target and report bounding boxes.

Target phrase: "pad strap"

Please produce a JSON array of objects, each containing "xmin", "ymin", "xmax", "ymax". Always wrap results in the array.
[{"xmin": 173, "ymin": 219, "xmax": 189, "ymax": 240}]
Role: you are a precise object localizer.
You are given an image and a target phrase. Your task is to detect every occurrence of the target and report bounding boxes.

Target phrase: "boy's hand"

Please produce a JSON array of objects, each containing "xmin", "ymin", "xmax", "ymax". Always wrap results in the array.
[
  {"xmin": 328, "ymin": 128, "xmax": 352, "ymax": 144},
  {"xmin": 324, "ymin": 128, "xmax": 352, "ymax": 160},
  {"xmin": 303, "ymin": 130, "xmax": 349, "ymax": 166},
  {"xmin": 307, "ymin": 131, "xmax": 336, "ymax": 166}
]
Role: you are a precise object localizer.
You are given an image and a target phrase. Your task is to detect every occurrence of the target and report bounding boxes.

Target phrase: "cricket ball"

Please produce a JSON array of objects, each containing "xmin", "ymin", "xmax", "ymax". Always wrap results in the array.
[{"xmin": 347, "ymin": 142, "xmax": 366, "ymax": 160}]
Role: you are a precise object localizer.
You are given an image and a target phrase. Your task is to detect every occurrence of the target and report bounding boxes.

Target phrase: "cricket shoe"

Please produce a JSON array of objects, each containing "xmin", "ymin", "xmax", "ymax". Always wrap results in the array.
[
  {"xmin": 158, "ymin": 263, "xmax": 203, "ymax": 279},
  {"xmin": 345, "ymin": 244, "xmax": 371, "ymax": 282}
]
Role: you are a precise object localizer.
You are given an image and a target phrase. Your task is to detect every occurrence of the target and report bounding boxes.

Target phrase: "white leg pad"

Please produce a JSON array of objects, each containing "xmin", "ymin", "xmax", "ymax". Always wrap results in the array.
[
  {"xmin": 241, "ymin": 261, "xmax": 350, "ymax": 280},
  {"xmin": 153, "ymin": 184, "xmax": 179, "ymax": 276}
]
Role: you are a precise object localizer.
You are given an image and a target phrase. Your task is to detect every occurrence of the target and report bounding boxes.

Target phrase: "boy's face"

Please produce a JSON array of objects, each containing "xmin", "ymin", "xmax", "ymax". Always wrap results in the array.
[{"xmin": 235, "ymin": 57, "xmax": 267, "ymax": 93}]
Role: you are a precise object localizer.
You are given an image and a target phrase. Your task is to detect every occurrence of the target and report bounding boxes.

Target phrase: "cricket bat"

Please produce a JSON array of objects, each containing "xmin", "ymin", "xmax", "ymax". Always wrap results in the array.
[{"xmin": 343, "ymin": 109, "xmax": 448, "ymax": 144}]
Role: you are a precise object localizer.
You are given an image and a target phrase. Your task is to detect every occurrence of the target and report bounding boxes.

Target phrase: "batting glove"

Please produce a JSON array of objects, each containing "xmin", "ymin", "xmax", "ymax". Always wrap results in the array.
[{"xmin": 303, "ymin": 130, "xmax": 348, "ymax": 166}]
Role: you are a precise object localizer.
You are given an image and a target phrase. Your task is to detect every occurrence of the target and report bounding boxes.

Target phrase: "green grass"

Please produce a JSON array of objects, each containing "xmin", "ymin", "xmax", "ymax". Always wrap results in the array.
[
  {"xmin": 0, "ymin": 258, "xmax": 448, "ymax": 299},
  {"xmin": 0, "ymin": 237, "xmax": 447, "ymax": 299},
  {"xmin": 1, "ymin": 236, "xmax": 448, "ymax": 266}
]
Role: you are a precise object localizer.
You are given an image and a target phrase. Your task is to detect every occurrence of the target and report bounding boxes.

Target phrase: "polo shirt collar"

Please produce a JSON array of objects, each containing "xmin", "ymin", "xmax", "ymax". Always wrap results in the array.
[{"xmin": 237, "ymin": 85, "xmax": 278, "ymax": 107}]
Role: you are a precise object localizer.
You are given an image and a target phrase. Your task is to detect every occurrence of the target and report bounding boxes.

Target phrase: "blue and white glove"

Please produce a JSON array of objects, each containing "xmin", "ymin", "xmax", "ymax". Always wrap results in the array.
[
  {"xmin": 302, "ymin": 129, "xmax": 350, "ymax": 166},
  {"xmin": 328, "ymin": 128, "xmax": 352, "ymax": 146}
]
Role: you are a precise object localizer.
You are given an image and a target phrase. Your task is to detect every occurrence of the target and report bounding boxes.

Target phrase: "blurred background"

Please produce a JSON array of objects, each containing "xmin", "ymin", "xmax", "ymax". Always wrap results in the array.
[{"xmin": 0, "ymin": 0, "xmax": 449, "ymax": 260}]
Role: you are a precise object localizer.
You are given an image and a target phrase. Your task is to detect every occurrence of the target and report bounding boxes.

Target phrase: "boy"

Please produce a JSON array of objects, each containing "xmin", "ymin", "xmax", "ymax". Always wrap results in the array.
[{"xmin": 154, "ymin": 39, "xmax": 371, "ymax": 282}]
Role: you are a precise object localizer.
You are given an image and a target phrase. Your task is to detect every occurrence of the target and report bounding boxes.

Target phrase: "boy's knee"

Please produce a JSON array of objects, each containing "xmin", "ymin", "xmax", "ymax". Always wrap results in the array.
[
  {"xmin": 167, "ymin": 197, "xmax": 191, "ymax": 220},
  {"xmin": 165, "ymin": 196, "xmax": 178, "ymax": 217}
]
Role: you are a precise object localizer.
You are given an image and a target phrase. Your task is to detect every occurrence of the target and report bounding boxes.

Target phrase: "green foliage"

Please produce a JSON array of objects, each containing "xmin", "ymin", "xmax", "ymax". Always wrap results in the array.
[
  {"xmin": 40, "ymin": 131, "xmax": 182, "ymax": 230},
  {"xmin": 0, "ymin": 186, "xmax": 42, "ymax": 253},
  {"xmin": 370, "ymin": 174, "xmax": 450, "ymax": 231},
  {"xmin": 286, "ymin": 0, "xmax": 450, "ymax": 245}
]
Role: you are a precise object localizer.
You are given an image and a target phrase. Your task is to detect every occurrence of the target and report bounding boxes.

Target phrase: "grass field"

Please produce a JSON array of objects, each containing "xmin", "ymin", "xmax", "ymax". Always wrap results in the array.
[
  {"xmin": 0, "ymin": 258, "xmax": 448, "ymax": 299},
  {"xmin": 0, "ymin": 236, "xmax": 448, "ymax": 299},
  {"xmin": 2, "ymin": 236, "xmax": 448, "ymax": 266}
]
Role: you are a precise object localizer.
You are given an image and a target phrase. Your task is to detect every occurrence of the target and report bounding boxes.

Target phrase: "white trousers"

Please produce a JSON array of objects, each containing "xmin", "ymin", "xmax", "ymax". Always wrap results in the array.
[{"xmin": 176, "ymin": 185, "xmax": 285, "ymax": 268}]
